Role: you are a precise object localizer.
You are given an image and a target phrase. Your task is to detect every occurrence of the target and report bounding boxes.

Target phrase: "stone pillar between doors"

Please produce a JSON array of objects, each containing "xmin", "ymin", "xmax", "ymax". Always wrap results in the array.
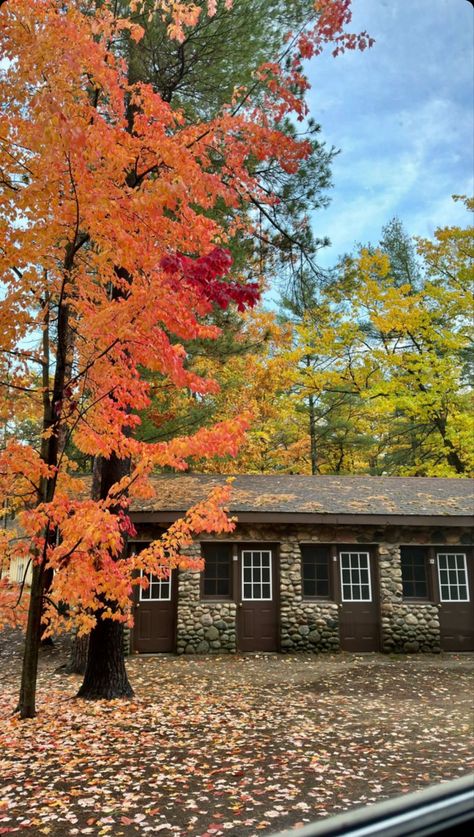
[
  {"xmin": 176, "ymin": 541, "xmax": 237, "ymax": 654},
  {"xmin": 279, "ymin": 536, "xmax": 340, "ymax": 653},
  {"xmin": 378, "ymin": 543, "xmax": 440, "ymax": 653}
]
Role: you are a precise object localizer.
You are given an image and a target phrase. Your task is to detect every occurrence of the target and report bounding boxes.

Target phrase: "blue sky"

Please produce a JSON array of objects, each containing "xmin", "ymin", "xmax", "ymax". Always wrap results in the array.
[{"xmin": 305, "ymin": 0, "xmax": 474, "ymax": 267}]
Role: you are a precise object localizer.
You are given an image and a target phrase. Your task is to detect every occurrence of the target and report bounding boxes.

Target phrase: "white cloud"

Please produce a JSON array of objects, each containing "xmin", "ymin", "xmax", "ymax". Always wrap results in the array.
[{"xmin": 303, "ymin": 0, "xmax": 473, "ymax": 266}]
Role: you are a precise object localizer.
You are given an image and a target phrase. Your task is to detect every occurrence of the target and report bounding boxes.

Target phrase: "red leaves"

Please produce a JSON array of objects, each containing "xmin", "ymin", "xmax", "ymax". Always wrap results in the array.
[
  {"xmin": 160, "ymin": 247, "xmax": 260, "ymax": 313},
  {"xmin": 117, "ymin": 511, "xmax": 137, "ymax": 538},
  {"xmin": 163, "ymin": 246, "xmax": 233, "ymax": 279}
]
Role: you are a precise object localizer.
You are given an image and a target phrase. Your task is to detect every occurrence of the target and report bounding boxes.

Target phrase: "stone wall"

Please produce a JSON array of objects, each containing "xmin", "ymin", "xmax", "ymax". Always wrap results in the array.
[
  {"xmin": 381, "ymin": 603, "xmax": 441, "ymax": 653},
  {"xmin": 177, "ymin": 569, "xmax": 237, "ymax": 654},
  {"xmin": 378, "ymin": 542, "xmax": 440, "ymax": 653},
  {"xmin": 128, "ymin": 522, "xmax": 470, "ymax": 655},
  {"xmin": 175, "ymin": 527, "xmax": 340, "ymax": 655},
  {"xmin": 280, "ymin": 535, "xmax": 339, "ymax": 652},
  {"xmin": 176, "ymin": 539, "xmax": 237, "ymax": 654}
]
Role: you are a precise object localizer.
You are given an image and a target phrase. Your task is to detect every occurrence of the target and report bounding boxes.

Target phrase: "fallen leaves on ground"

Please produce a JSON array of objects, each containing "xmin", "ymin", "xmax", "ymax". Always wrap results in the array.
[{"xmin": 0, "ymin": 636, "xmax": 473, "ymax": 837}]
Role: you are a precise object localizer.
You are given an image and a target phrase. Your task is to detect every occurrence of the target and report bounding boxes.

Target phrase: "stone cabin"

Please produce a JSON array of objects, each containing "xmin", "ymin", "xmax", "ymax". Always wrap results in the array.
[{"xmin": 127, "ymin": 474, "xmax": 474, "ymax": 656}]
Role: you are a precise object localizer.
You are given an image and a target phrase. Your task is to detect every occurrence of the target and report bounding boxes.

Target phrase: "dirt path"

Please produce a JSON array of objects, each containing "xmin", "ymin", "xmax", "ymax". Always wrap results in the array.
[{"xmin": 1, "ymin": 634, "xmax": 473, "ymax": 836}]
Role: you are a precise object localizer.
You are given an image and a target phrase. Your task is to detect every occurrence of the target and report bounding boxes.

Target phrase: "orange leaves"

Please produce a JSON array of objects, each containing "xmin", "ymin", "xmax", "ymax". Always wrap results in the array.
[
  {"xmin": 132, "ymin": 483, "xmax": 235, "ymax": 577},
  {"xmin": 313, "ymin": 0, "xmax": 375, "ymax": 58},
  {"xmin": 1, "ymin": 430, "xmax": 240, "ymax": 634},
  {"xmin": 252, "ymin": 1, "xmax": 373, "ymax": 122},
  {"xmin": 0, "ymin": 0, "xmax": 371, "ymax": 640},
  {"xmin": 34, "ymin": 481, "xmax": 236, "ymax": 636},
  {"xmin": 0, "ymin": 442, "xmax": 54, "ymax": 513},
  {"xmin": 0, "ymin": 579, "xmax": 30, "ymax": 631}
]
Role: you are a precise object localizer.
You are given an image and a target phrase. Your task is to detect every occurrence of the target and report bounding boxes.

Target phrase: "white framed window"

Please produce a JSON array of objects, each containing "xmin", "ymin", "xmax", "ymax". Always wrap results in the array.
[
  {"xmin": 139, "ymin": 570, "xmax": 172, "ymax": 601},
  {"xmin": 340, "ymin": 552, "xmax": 372, "ymax": 601},
  {"xmin": 16, "ymin": 562, "xmax": 25, "ymax": 583},
  {"xmin": 437, "ymin": 553, "xmax": 470, "ymax": 602},
  {"xmin": 242, "ymin": 550, "xmax": 272, "ymax": 600}
]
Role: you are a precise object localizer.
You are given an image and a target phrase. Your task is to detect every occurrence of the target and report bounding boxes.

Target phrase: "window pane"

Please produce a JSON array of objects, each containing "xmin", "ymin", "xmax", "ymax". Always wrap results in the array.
[
  {"xmin": 201, "ymin": 543, "xmax": 232, "ymax": 598},
  {"xmin": 139, "ymin": 570, "xmax": 172, "ymax": 601},
  {"xmin": 301, "ymin": 545, "xmax": 331, "ymax": 599},
  {"xmin": 401, "ymin": 547, "xmax": 429, "ymax": 599},
  {"xmin": 438, "ymin": 553, "xmax": 470, "ymax": 602},
  {"xmin": 340, "ymin": 552, "xmax": 372, "ymax": 601},
  {"xmin": 241, "ymin": 550, "xmax": 273, "ymax": 600}
]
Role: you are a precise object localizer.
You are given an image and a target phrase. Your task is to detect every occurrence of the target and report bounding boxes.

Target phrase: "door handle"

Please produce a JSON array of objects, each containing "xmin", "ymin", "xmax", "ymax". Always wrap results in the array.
[{"xmin": 238, "ymin": 602, "xmax": 243, "ymax": 608}]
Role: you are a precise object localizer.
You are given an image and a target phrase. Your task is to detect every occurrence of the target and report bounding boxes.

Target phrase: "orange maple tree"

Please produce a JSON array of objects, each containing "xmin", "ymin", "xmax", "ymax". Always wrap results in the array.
[{"xmin": 0, "ymin": 0, "xmax": 371, "ymax": 716}]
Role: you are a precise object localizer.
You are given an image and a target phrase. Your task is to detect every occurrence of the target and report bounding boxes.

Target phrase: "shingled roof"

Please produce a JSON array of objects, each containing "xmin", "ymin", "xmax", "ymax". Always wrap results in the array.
[{"xmin": 130, "ymin": 474, "xmax": 474, "ymax": 524}]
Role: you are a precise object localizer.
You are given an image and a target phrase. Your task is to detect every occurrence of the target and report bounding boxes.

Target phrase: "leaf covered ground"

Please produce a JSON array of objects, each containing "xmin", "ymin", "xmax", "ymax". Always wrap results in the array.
[{"xmin": 1, "ymin": 633, "xmax": 473, "ymax": 837}]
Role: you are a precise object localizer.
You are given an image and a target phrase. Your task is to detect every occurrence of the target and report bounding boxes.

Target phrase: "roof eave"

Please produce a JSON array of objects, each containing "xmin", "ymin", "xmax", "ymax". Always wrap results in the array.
[{"xmin": 130, "ymin": 510, "xmax": 474, "ymax": 528}]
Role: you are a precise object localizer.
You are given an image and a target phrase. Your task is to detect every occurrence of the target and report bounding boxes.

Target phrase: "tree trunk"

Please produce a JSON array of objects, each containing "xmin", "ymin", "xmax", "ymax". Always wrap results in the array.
[
  {"xmin": 39, "ymin": 566, "xmax": 55, "ymax": 646},
  {"xmin": 65, "ymin": 632, "xmax": 90, "ymax": 675},
  {"xmin": 308, "ymin": 393, "xmax": 318, "ymax": 475},
  {"xmin": 433, "ymin": 415, "xmax": 466, "ymax": 474},
  {"xmin": 91, "ymin": 455, "xmax": 102, "ymax": 500},
  {"xmin": 18, "ymin": 282, "xmax": 72, "ymax": 717},
  {"xmin": 17, "ymin": 563, "xmax": 44, "ymax": 718},
  {"xmin": 78, "ymin": 53, "xmax": 140, "ymax": 701},
  {"xmin": 77, "ymin": 616, "xmax": 133, "ymax": 700},
  {"xmin": 77, "ymin": 449, "xmax": 134, "ymax": 700}
]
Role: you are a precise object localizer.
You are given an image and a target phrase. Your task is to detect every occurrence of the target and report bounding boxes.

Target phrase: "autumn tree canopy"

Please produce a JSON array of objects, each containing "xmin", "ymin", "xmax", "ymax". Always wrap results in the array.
[
  {"xmin": 0, "ymin": 0, "xmax": 371, "ymax": 714},
  {"xmin": 292, "ymin": 203, "xmax": 473, "ymax": 476},
  {"xmin": 199, "ymin": 205, "xmax": 472, "ymax": 477}
]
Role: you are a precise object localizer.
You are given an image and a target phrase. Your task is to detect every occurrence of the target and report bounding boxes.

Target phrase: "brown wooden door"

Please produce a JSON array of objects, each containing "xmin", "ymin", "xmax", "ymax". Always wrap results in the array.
[
  {"xmin": 338, "ymin": 549, "xmax": 379, "ymax": 652},
  {"xmin": 437, "ymin": 550, "xmax": 474, "ymax": 651},
  {"xmin": 133, "ymin": 570, "xmax": 177, "ymax": 653},
  {"xmin": 238, "ymin": 547, "xmax": 278, "ymax": 652}
]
